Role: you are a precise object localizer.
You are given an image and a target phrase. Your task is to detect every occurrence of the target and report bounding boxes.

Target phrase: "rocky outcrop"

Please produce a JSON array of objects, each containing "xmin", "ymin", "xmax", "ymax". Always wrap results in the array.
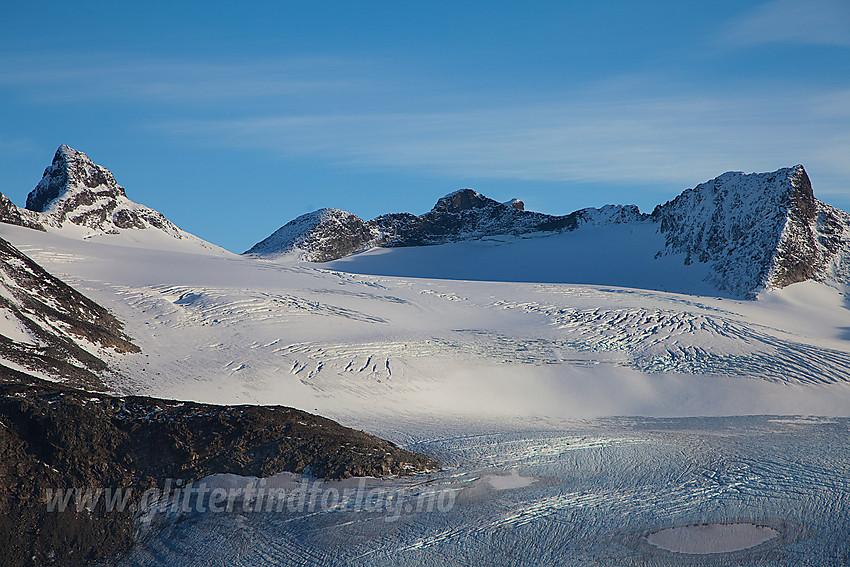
[
  {"xmin": 245, "ymin": 208, "xmax": 380, "ymax": 262},
  {"xmin": 0, "ymin": 191, "xmax": 44, "ymax": 231},
  {"xmin": 0, "ymin": 377, "xmax": 438, "ymax": 567},
  {"xmin": 652, "ymin": 165, "xmax": 850, "ymax": 297},
  {"xmin": 0, "ymin": 236, "xmax": 138, "ymax": 390},
  {"xmin": 248, "ymin": 188, "xmax": 646, "ymax": 260}
]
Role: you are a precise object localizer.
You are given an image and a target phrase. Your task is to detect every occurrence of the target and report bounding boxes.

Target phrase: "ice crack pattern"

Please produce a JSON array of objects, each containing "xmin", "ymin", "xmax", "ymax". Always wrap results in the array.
[{"xmin": 494, "ymin": 300, "xmax": 850, "ymax": 384}]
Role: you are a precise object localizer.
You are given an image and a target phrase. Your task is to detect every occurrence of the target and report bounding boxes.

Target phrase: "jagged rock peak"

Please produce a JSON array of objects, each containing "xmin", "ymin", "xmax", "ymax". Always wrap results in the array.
[
  {"xmin": 18, "ymin": 145, "xmax": 191, "ymax": 238},
  {"xmin": 26, "ymin": 145, "xmax": 124, "ymax": 212},
  {"xmin": 652, "ymin": 165, "xmax": 850, "ymax": 297}
]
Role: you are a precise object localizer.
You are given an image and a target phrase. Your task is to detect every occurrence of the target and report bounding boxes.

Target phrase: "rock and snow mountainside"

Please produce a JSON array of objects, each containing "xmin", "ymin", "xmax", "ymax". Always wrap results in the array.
[
  {"xmin": 250, "ymin": 166, "xmax": 850, "ymax": 298},
  {"xmin": 0, "ymin": 235, "xmax": 139, "ymax": 389},
  {"xmin": 0, "ymin": 145, "xmax": 224, "ymax": 253},
  {"xmin": 371, "ymin": 189, "xmax": 645, "ymax": 247},
  {"xmin": 245, "ymin": 208, "xmax": 381, "ymax": 262},
  {"xmin": 652, "ymin": 165, "xmax": 850, "ymax": 297},
  {"xmin": 26, "ymin": 145, "xmax": 182, "ymax": 235}
]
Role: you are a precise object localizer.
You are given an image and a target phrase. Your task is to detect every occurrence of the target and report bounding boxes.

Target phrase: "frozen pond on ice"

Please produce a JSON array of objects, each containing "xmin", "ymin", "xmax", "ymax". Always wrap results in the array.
[{"xmin": 119, "ymin": 416, "xmax": 849, "ymax": 566}]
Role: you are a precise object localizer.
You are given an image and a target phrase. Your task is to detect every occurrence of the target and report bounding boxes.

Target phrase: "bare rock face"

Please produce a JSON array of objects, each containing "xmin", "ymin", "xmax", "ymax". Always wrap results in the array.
[
  {"xmin": 22, "ymin": 145, "xmax": 185, "ymax": 238},
  {"xmin": 652, "ymin": 165, "xmax": 850, "ymax": 297}
]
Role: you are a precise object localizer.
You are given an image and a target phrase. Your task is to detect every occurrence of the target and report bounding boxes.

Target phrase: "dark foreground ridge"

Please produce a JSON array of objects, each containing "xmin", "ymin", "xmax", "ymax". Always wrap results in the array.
[{"xmin": 0, "ymin": 376, "xmax": 437, "ymax": 567}]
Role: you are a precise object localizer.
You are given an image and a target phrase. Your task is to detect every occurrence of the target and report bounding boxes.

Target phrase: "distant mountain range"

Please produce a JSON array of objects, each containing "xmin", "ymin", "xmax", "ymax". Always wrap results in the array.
[
  {"xmin": 246, "ymin": 165, "xmax": 850, "ymax": 299},
  {"xmin": 1, "ymin": 146, "xmax": 849, "ymax": 298}
]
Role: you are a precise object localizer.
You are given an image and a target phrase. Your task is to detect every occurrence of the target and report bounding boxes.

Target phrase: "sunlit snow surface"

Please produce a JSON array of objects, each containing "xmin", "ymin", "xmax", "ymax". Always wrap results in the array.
[
  {"xmin": 1, "ymin": 225, "xmax": 849, "ymax": 565},
  {"xmin": 120, "ymin": 417, "xmax": 849, "ymax": 566}
]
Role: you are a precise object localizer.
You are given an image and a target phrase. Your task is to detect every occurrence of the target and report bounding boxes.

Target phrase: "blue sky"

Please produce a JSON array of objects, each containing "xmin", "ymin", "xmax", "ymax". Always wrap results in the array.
[{"xmin": 1, "ymin": 1, "xmax": 848, "ymax": 252}]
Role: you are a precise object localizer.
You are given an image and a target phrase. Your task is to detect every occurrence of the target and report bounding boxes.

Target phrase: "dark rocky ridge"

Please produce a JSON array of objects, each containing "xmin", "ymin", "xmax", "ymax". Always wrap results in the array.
[
  {"xmin": 246, "ymin": 188, "xmax": 645, "ymax": 262},
  {"xmin": 0, "ymin": 191, "xmax": 45, "ymax": 231},
  {"xmin": 0, "ymin": 235, "xmax": 138, "ymax": 390},
  {"xmin": 0, "ymin": 376, "xmax": 437, "ymax": 567}
]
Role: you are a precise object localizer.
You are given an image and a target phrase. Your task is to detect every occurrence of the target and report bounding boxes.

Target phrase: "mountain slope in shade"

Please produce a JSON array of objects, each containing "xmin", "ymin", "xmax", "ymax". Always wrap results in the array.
[{"xmin": 0, "ymin": 235, "xmax": 138, "ymax": 390}]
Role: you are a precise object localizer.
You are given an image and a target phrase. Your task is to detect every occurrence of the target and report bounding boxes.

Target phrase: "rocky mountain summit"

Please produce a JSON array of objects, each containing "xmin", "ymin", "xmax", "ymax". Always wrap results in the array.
[
  {"xmin": 0, "ymin": 146, "xmax": 219, "ymax": 253},
  {"xmin": 245, "ymin": 188, "xmax": 645, "ymax": 262},
  {"xmin": 25, "ymin": 145, "xmax": 184, "ymax": 236},
  {"xmin": 249, "ymin": 166, "xmax": 850, "ymax": 298},
  {"xmin": 651, "ymin": 165, "xmax": 850, "ymax": 297}
]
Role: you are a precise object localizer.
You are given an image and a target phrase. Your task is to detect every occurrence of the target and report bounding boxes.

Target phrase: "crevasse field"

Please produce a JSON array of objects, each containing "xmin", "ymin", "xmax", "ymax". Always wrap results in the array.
[{"xmin": 4, "ymin": 224, "xmax": 849, "ymax": 566}]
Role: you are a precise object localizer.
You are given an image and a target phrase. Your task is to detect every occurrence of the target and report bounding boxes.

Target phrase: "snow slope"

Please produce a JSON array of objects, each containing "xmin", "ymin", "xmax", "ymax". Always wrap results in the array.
[
  {"xmin": 0, "ymin": 234, "xmax": 138, "ymax": 389},
  {"xmin": 3, "ymin": 223, "xmax": 849, "ymax": 422},
  {"xmin": 3, "ymin": 177, "xmax": 850, "ymax": 565}
]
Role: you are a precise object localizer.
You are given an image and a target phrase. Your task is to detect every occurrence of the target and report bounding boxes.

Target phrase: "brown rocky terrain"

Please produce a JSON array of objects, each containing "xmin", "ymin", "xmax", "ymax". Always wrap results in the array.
[{"xmin": 0, "ymin": 375, "xmax": 437, "ymax": 567}]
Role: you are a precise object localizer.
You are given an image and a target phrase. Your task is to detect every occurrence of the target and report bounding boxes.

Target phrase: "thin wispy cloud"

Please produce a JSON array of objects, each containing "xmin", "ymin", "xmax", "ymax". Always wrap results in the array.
[
  {"xmin": 4, "ymin": 50, "xmax": 848, "ymax": 206},
  {"xmin": 719, "ymin": 0, "xmax": 850, "ymax": 48},
  {"xmin": 0, "ymin": 54, "xmax": 369, "ymax": 105},
  {"xmin": 154, "ymin": 86, "xmax": 850, "ymax": 196}
]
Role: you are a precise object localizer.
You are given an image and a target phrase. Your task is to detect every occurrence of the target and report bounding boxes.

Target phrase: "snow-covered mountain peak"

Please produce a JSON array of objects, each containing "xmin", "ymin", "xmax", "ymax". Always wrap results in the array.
[
  {"xmin": 652, "ymin": 164, "xmax": 850, "ymax": 297},
  {"xmin": 0, "ymin": 145, "xmax": 228, "ymax": 254},
  {"xmin": 24, "ymin": 144, "xmax": 182, "ymax": 236},
  {"xmin": 26, "ymin": 145, "xmax": 124, "ymax": 213},
  {"xmin": 245, "ymin": 208, "xmax": 378, "ymax": 262}
]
